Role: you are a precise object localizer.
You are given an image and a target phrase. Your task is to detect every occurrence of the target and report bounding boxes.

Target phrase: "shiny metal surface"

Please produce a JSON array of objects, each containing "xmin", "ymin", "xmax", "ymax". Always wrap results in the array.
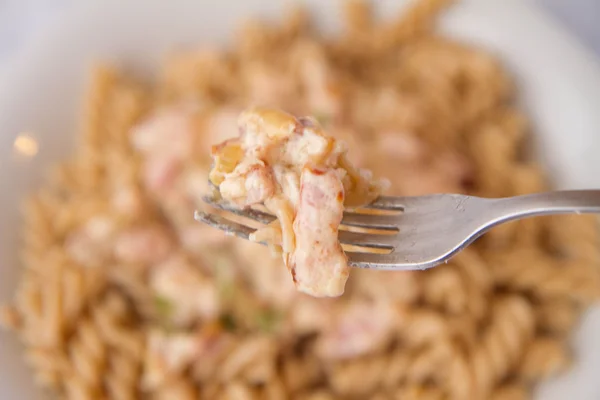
[{"xmin": 196, "ymin": 190, "xmax": 600, "ymax": 270}]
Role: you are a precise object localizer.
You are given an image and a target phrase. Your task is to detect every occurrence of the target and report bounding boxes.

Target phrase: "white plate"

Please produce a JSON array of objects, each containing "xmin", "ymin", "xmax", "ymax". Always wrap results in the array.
[{"xmin": 1, "ymin": 1, "xmax": 600, "ymax": 399}]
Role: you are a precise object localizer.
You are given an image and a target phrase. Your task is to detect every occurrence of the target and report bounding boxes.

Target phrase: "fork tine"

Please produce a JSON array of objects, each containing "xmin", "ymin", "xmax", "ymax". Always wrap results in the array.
[
  {"xmin": 202, "ymin": 196, "xmax": 276, "ymax": 225},
  {"xmin": 366, "ymin": 195, "xmax": 448, "ymax": 211},
  {"xmin": 346, "ymin": 252, "xmax": 431, "ymax": 270},
  {"xmin": 203, "ymin": 196, "xmax": 402, "ymax": 230},
  {"xmin": 338, "ymin": 230, "xmax": 397, "ymax": 249},
  {"xmin": 341, "ymin": 212, "xmax": 399, "ymax": 229},
  {"xmin": 194, "ymin": 211, "xmax": 257, "ymax": 241},
  {"xmin": 346, "ymin": 252, "xmax": 405, "ymax": 269},
  {"xmin": 204, "ymin": 195, "xmax": 404, "ymax": 228},
  {"xmin": 366, "ymin": 196, "xmax": 406, "ymax": 210}
]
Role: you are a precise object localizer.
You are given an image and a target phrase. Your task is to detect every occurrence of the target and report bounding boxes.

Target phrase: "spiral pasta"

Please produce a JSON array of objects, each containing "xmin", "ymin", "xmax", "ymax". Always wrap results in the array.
[{"xmin": 2, "ymin": 0, "xmax": 599, "ymax": 399}]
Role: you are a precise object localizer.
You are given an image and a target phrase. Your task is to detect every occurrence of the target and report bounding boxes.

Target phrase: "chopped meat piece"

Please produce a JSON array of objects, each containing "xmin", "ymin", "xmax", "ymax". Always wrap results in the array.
[
  {"xmin": 65, "ymin": 215, "xmax": 118, "ymax": 268},
  {"xmin": 317, "ymin": 301, "xmax": 395, "ymax": 359},
  {"xmin": 238, "ymin": 107, "xmax": 297, "ymax": 159},
  {"xmin": 142, "ymin": 154, "xmax": 181, "ymax": 194},
  {"xmin": 143, "ymin": 325, "xmax": 227, "ymax": 390},
  {"xmin": 114, "ymin": 226, "xmax": 173, "ymax": 266},
  {"xmin": 288, "ymin": 167, "xmax": 349, "ymax": 297},
  {"xmin": 219, "ymin": 161, "xmax": 275, "ymax": 207},
  {"xmin": 150, "ymin": 255, "xmax": 220, "ymax": 326},
  {"xmin": 279, "ymin": 123, "xmax": 334, "ymax": 166},
  {"xmin": 131, "ymin": 105, "xmax": 209, "ymax": 213},
  {"xmin": 209, "ymin": 108, "xmax": 386, "ymax": 297},
  {"xmin": 130, "ymin": 106, "xmax": 197, "ymax": 159}
]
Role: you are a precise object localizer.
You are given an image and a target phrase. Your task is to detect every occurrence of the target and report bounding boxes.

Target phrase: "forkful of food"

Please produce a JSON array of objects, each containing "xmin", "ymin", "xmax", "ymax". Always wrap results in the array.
[{"xmin": 195, "ymin": 107, "xmax": 600, "ymax": 297}]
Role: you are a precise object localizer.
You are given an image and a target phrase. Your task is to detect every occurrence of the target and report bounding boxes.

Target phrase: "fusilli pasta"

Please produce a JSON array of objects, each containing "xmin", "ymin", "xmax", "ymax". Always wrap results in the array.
[{"xmin": 1, "ymin": 0, "xmax": 599, "ymax": 398}]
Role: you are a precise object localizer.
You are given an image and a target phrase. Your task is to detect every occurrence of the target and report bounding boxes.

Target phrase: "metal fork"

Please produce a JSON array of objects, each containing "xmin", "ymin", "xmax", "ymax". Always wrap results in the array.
[{"xmin": 194, "ymin": 190, "xmax": 600, "ymax": 270}]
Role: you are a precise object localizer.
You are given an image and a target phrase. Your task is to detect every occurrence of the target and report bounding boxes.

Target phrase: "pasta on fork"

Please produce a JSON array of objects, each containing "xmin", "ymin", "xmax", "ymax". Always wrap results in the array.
[{"xmin": 209, "ymin": 107, "xmax": 387, "ymax": 296}]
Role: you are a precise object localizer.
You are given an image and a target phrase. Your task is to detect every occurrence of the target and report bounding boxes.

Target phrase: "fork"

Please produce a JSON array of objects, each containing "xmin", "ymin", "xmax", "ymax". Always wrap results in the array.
[{"xmin": 194, "ymin": 190, "xmax": 600, "ymax": 270}]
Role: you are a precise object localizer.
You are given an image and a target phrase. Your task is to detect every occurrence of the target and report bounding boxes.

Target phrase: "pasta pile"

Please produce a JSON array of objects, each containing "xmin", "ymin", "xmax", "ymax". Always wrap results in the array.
[{"xmin": 2, "ymin": 0, "xmax": 600, "ymax": 399}]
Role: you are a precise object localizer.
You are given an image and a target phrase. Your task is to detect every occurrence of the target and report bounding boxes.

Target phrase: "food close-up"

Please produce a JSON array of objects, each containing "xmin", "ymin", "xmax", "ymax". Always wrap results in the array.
[
  {"xmin": 0, "ymin": 0, "xmax": 599, "ymax": 399},
  {"xmin": 209, "ymin": 107, "xmax": 387, "ymax": 297}
]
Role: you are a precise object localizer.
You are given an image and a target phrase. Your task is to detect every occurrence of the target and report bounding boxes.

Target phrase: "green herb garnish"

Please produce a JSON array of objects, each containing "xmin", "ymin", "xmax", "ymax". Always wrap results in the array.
[
  {"xmin": 219, "ymin": 313, "xmax": 238, "ymax": 332},
  {"xmin": 219, "ymin": 280, "xmax": 236, "ymax": 302},
  {"xmin": 256, "ymin": 308, "xmax": 281, "ymax": 333},
  {"xmin": 213, "ymin": 255, "xmax": 237, "ymax": 303},
  {"xmin": 154, "ymin": 295, "xmax": 173, "ymax": 319},
  {"xmin": 154, "ymin": 295, "xmax": 176, "ymax": 333}
]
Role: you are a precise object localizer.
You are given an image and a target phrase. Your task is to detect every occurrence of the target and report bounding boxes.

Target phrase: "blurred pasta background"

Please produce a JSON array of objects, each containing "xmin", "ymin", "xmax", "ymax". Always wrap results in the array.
[{"xmin": 1, "ymin": 0, "xmax": 600, "ymax": 399}]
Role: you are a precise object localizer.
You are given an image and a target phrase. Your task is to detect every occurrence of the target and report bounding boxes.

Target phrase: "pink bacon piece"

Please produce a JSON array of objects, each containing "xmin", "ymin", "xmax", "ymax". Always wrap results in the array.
[{"xmin": 288, "ymin": 166, "xmax": 349, "ymax": 297}]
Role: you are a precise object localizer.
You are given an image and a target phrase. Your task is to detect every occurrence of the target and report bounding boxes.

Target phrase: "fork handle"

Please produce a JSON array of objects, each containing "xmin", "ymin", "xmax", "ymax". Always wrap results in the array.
[{"xmin": 489, "ymin": 190, "xmax": 600, "ymax": 222}]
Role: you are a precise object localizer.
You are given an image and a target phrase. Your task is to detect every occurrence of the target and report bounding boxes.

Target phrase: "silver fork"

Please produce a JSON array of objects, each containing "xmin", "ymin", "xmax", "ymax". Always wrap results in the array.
[{"xmin": 194, "ymin": 190, "xmax": 600, "ymax": 270}]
